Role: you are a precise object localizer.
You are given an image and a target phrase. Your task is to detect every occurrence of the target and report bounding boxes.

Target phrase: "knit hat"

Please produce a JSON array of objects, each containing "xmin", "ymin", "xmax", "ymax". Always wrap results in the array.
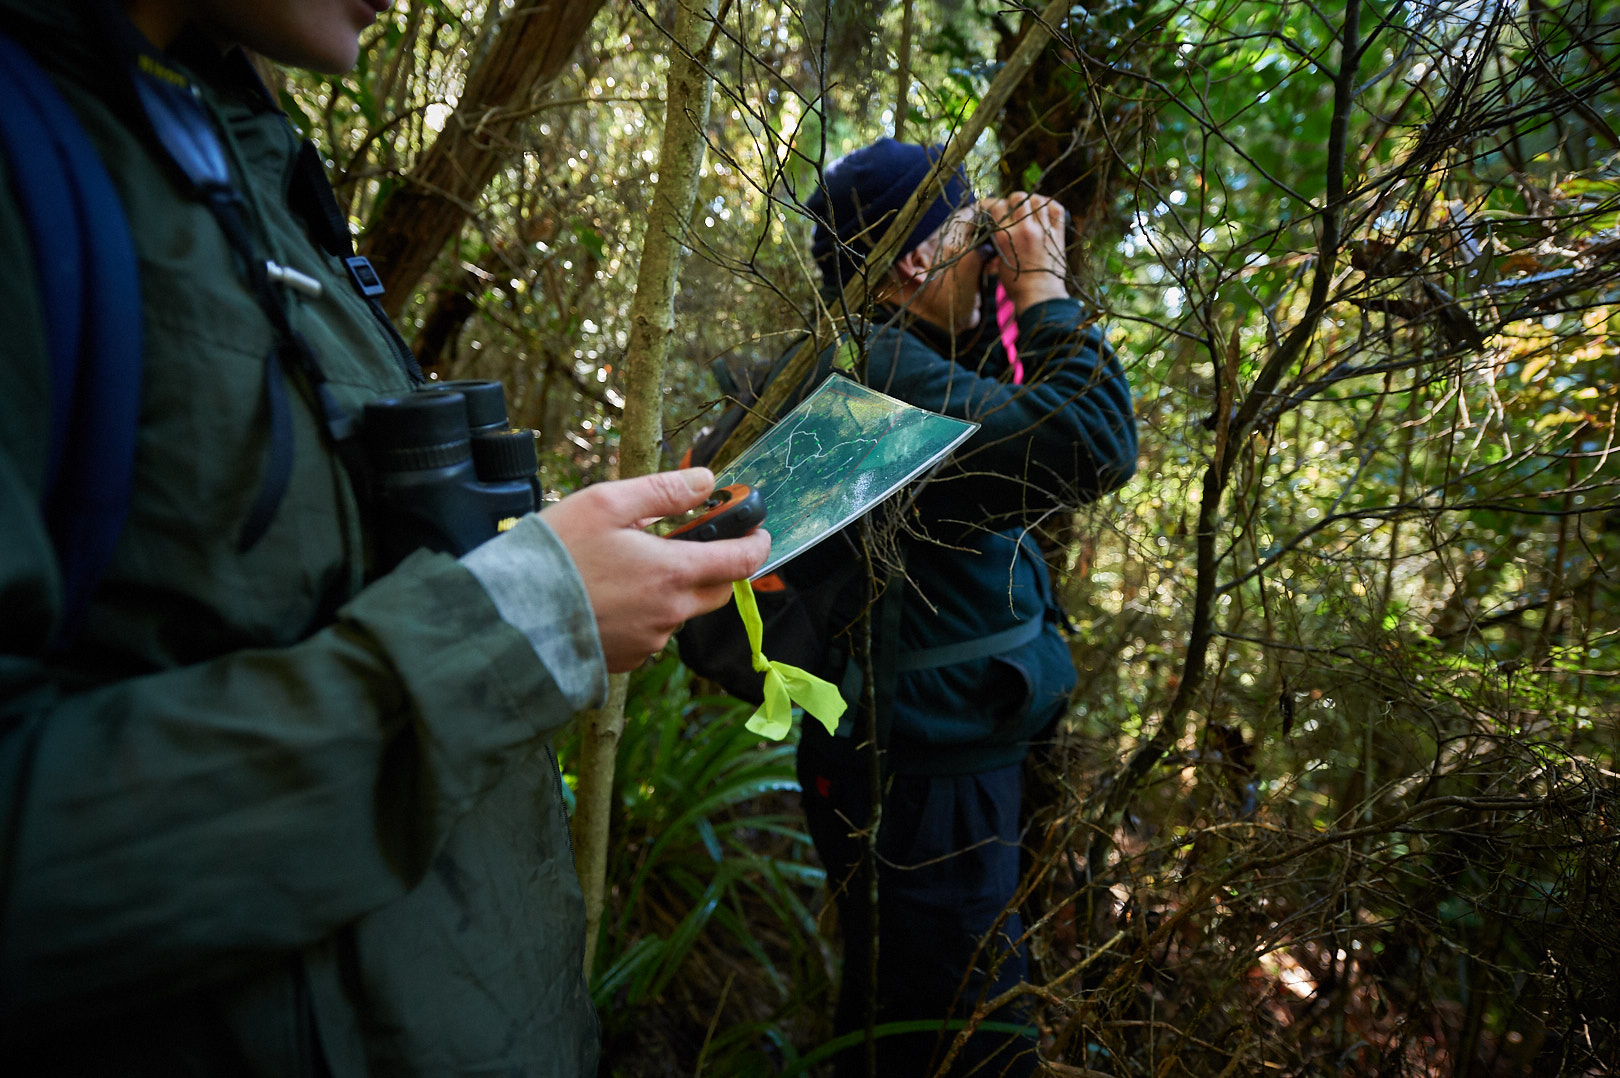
[{"xmin": 805, "ymin": 138, "xmax": 975, "ymax": 291}]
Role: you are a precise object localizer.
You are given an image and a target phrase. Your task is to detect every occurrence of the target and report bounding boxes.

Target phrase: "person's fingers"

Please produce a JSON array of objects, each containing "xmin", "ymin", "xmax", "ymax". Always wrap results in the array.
[
  {"xmin": 607, "ymin": 532, "xmax": 768, "ymax": 670},
  {"xmin": 989, "ymin": 194, "xmax": 1054, "ymax": 247},
  {"xmin": 1017, "ymin": 194, "xmax": 1053, "ymax": 229},
  {"xmin": 541, "ymin": 476, "xmax": 770, "ymax": 671},
  {"xmin": 595, "ymin": 468, "xmax": 715, "ymax": 526},
  {"xmin": 689, "ymin": 579, "xmax": 740, "ymax": 614},
  {"xmin": 1009, "ymin": 197, "xmax": 1064, "ymax": 256},
  {"xmin": 1043, "ymin": 198, "xmax": 1068, "ymax": 234},
  {"xmin": 1012, "ymin": 194, "xmax": 1051, "ymax": 224},
  {"xmin": 676, "ymin": 528, "xmax": 772, "ymax": 590},
  {"xmin": 1038, "ymin": 201, "xmax": 1065, "ymax": 250},
  {"xmin": 1004, "ymin": 191, "xmax": 1052, "ymax": 228}
]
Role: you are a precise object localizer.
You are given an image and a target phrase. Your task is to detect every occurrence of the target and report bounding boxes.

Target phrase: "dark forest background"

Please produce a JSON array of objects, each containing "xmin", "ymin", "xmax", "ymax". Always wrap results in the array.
[{"xmin": 280, "ymin": 1, "xmax": 1620, "ymax": 1073}]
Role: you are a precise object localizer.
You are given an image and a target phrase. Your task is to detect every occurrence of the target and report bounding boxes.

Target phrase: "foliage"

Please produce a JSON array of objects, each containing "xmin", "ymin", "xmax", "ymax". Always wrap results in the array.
[
  {"xmin": 556, "ymin": 656, "xmax": 834, "ymax": 1077},
  {"xmin": 281, "ymin": 0, "xmax": 1620, "ymax": 1073}
]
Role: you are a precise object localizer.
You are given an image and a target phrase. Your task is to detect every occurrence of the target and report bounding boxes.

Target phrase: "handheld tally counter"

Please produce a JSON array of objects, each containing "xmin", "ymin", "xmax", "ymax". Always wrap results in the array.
[{"xmin": 668, "ymin": 484, "xmax": 767, "ymax": 542}]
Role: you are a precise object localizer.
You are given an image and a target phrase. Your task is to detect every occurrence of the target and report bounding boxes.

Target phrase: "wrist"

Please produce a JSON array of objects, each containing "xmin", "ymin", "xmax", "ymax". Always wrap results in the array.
[
  {"xmin": 1005, "ymin": 278, "xmax": 1069, "ymax": 315},
  {"xmin": 461, "ymin": 515, "xmax": 608, "ymax": 709}
]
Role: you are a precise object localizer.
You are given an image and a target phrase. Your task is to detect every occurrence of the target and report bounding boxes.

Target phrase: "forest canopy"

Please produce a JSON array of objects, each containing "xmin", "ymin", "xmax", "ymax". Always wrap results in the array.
[{"xmin": 281, "ymin": 0, "xmax": 1619, "ymax": 1073}]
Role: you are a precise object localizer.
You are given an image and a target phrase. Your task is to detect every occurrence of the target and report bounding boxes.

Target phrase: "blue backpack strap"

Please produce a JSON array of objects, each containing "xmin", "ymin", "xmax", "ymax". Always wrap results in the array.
[
  {"xmin": 889, "ymin": 533, "xmax": 1053, "ymax": 672},
  {"xmin": 0, "ymin": 32, "xmax": 143, "ymax": 648},
  {"xmin": 893, "ymin": 617, "xmax": 1046, "ymax": 673}
]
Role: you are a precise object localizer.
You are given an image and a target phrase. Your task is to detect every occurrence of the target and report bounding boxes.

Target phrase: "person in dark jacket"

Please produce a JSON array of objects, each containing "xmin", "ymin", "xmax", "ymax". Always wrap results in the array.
[
  {"xmin": 791, "ymin": 138, "xmax": 1138, "ymax": 1077},
  {"xmin": 0, "ymin": 1, "xmax": 767, "ymax": 1074}
]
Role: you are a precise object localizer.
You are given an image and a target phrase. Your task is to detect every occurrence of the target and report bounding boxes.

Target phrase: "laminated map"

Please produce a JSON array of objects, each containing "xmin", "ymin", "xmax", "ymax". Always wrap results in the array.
[{"xmin": 716, "ymin": 373, "xmax": 979, "ymax": 577}]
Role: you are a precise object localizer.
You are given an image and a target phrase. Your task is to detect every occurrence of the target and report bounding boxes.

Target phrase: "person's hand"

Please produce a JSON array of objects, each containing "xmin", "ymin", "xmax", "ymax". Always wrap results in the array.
[
  {"xmin": 983, "ymin": 192, "xmax": 1070, "ymax": 314},
  {"xmin": 539, "ymin": 468, "xmax": 770, "ymax": 672}
]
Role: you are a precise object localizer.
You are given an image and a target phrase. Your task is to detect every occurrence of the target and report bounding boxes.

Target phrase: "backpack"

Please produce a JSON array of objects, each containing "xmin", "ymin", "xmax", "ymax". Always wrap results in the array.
[{"xmin": 0, "ymin": 31, "xmax": 143, "ymax": 649}]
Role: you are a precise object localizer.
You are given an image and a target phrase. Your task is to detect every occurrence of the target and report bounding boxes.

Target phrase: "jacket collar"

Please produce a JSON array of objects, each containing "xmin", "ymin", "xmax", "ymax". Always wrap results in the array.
[{"xmin": 170, "ymin": 31, "xmax": 283, "ymax": 115}]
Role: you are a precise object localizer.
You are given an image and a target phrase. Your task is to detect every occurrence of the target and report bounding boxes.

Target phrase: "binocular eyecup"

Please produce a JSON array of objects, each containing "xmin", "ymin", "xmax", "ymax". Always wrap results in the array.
[{"xmin": 362, "ymin": 380, "xmax": 541, "ymax": 572}]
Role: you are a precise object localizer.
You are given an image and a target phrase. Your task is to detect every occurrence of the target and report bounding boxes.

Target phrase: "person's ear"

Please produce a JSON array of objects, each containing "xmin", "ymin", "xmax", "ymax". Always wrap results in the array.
[{"xmin": 891, "ymin": 244, "xmax": 932, "ymax": 286}]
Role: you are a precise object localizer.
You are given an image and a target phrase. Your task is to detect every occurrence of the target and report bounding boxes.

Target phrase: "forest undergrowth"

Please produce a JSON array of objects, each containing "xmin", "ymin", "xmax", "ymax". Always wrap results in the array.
[
  {"xmin": 560, "ymin": 0, "xmax": 1620, "ymax": 1071},
  {"xmin": 563, "ymin": 643, "xmax": 1617, "ymax": 1077}
]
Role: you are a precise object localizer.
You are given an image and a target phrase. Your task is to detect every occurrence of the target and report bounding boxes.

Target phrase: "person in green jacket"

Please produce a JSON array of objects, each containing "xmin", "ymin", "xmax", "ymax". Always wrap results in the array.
[{"xmin": 0, "ymin": 1, "xmax": 768, "ymax": 1073}]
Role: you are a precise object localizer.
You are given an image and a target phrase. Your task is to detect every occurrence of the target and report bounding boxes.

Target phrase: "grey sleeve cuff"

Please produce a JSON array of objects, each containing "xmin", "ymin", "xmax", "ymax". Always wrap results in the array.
[{"xmin": 459, "ymin": 514, "xmax": 609, "ymax": 711}]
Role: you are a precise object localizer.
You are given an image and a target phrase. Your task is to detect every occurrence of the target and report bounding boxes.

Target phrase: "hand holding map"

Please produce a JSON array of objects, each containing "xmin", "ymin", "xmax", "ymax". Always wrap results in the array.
[{"xmin": 692, "ymin": 373, "xmax": 979, "ymax": 739}]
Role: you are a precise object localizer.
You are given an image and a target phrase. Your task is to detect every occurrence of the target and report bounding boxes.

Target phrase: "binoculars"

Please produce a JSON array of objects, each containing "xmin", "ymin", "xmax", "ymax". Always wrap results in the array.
[{"xmin": 360, "ymin": 379, "xmax": 540, "ymax": 572}]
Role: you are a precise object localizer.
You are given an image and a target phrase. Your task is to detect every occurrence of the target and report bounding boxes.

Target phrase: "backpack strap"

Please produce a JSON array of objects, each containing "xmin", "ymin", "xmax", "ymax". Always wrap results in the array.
[
  {"xmin": 86, "ymin": 5, "xmax": 379, "ymax": 553},
  {"xmin": 893, "ymin": 616, "xmax": 1045, "ymax": 672},
  {"xmin": 286, "ymin": 137, "xmax": 423, "ymax": 385},
  {"xmin": 0, "ymin": 31, "xmax": 143, "ymax": 649},
  {"xmin": 841, "ymin": 532, "xmax": 1058, "ymax": 742}
]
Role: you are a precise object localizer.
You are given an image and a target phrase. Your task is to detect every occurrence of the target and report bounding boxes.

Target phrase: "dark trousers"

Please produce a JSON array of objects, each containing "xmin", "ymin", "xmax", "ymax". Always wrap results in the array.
[{"xmin": 797, "ymin": 731, "xmax": 1039, "ymax": 1078}]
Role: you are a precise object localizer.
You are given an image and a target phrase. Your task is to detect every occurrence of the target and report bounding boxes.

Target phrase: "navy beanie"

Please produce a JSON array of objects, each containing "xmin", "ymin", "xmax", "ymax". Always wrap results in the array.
[{"xmin": 805, "ymin": 138, "xmax": 975, "ymax": 291}]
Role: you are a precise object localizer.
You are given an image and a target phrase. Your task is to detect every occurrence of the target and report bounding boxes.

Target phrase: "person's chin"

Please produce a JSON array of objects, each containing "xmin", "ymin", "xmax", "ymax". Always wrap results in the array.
[{"xmin": 259, "ymin": 37, "xmax": 362, "ymax": 73}]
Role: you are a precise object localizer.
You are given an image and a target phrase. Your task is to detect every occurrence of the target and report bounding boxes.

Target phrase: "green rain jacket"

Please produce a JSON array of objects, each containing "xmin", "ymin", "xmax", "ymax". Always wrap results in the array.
[{"xmin": 0, "ymin": 6, "xmax": 602, "ymax": 1075}]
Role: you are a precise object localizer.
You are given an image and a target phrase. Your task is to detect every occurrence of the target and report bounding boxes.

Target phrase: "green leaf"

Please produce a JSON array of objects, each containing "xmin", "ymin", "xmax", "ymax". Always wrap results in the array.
[{"xmin": 574, "ymin": 223, "xmax": 607, "ymax": 259}]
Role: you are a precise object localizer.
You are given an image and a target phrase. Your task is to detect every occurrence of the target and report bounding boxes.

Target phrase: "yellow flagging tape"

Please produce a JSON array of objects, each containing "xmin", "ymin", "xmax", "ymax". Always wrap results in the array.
[{"xmin": 731, "ymin": 580, "xmax": 846, "ymax": 740}]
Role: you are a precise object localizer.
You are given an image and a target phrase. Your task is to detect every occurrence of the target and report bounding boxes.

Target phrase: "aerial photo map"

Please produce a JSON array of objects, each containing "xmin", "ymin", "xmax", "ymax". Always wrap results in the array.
[{"xmin": 717, "ymin": 373, "xmax": 978, "ymax": 577}]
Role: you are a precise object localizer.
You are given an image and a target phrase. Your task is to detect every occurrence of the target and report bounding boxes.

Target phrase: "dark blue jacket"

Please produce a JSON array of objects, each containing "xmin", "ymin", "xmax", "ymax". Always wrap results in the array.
[{"xmin": 802, "ymin": 296, "xmax": 1138, "ymax": 775}]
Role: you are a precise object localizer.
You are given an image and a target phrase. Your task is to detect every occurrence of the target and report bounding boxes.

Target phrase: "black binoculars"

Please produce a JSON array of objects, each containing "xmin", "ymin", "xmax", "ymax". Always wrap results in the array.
[{"xmin": 360, "ymin": 379, "xmax": 540, "ymax": 572}]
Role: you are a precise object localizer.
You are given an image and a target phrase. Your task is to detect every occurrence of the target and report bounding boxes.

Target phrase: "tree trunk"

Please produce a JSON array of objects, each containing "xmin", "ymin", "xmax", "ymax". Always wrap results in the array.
[
  {"xmin": 358, "ymin": 0, "xmax": 608, "ymax": 317},
  {"xmin": 570, "ymin": 0, "xmax": 720, "ymax": 977}
]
